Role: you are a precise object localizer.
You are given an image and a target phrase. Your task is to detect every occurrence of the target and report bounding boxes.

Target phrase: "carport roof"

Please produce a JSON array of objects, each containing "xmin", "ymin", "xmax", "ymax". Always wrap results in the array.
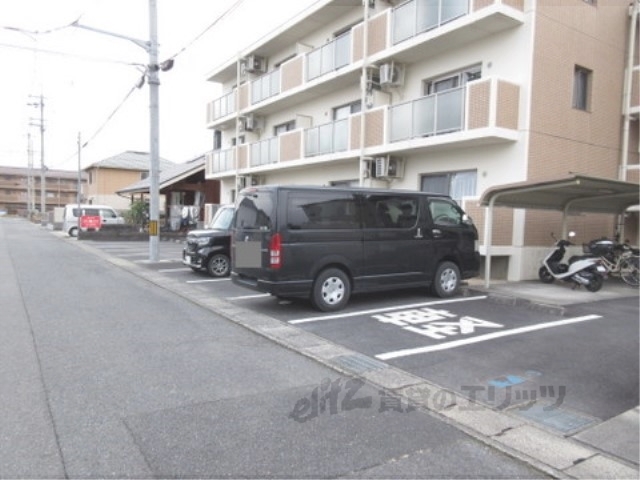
[{"xmin": 480, "ymin": 174, "xmax": 639, "ymax": 214}]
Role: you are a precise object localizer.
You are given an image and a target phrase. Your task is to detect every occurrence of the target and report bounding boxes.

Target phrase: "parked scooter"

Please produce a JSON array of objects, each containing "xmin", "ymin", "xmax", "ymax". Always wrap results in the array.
[{"xmin": 538, "ymin": 232, "xmax": 606, "ymax": 292}]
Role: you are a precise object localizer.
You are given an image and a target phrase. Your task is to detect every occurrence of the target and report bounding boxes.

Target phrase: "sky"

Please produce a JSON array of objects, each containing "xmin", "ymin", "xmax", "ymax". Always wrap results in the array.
[{"xmin": 0, "ymin": 0, "xmax": 318, "ymax": 171}]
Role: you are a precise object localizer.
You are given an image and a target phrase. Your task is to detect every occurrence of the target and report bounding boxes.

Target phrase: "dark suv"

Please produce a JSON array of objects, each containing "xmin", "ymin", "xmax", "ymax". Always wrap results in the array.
[{"xmin": 183, "ymin": 205, "xmax": 234, "ymax": 277}]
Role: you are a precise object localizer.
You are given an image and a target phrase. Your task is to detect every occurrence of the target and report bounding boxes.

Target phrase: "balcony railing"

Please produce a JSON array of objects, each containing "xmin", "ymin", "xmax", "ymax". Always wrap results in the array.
[
  {"xmin": 250, "ymin": 137, "xmax": 279, "ymax": 167},
  {"xmin": 206, "ymin": 0, "xmax": 523, "ymax": 129},
  {"xmin": 207, "ymin": 90, "xmax": 236, "ymax": 123},
  {"xmin": 205, "ymin": 148, "xmax": 235, "ymax": 175},
  {"xmin": 251, "ymin": 69, "xmax": 281, "ymax": 104},
  {"xmin": 392, "ymin": 0, "xmax": 469, "ymax": 45},
  {"xmin": 304, "ymin": 118, "xmax": 349, "ymax": 157},
  {"xmin": 306, "ymin": 31, "xmax": 352, "ymax": 81},
  {"xmin": 389, "ymin": 87, "xmax": 464, "ymax": 142}
]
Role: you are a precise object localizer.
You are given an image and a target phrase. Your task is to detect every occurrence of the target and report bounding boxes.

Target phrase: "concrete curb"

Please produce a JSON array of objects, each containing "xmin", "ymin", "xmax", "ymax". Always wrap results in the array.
[
  {"xmin": 465, "ymin": 287, "xmax": 567, "ymax": 316},
  {"xmin": 65, "ymin": 234, "xmax": 639, "ymax": 479}
]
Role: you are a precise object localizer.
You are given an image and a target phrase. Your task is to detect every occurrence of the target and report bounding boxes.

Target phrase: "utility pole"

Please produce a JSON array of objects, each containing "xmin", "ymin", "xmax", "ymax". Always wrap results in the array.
[
  {"xmin": 27, "ymin": 133, "xmax": 34, "ymax": 215},
  {"xmin": 28, "ymin": 94, "xmax": 46, "ymax": 226},
  {"xmin": 71, "ymin": 0, "xmax": 170, "ymax": 261},
  {"xmin": 148, "ymin": 0, "xmax": 160, "ymax": 261}
]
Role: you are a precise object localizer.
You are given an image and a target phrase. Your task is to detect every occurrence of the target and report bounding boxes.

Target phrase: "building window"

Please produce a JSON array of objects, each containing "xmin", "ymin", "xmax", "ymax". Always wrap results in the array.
[
  {"xmin": 213, "ymin": 130, "xmax": 222, "ymax": 150},
  {"xmin": 333, "ymin": 101, "xmax": 361, "ymax": 120},
  {"xmin": 424, "ymin": 64, "xmax": 481, "ymax": 95},
  {"xmin": 329, "ymin": 179, "xmax": 359, "ymax": 187},
  {"xmin": 140, "ymin": 171, "xmax": 149, "ymax": 180},
  {"xmin": 274, "ymin": 120, "xmax": 295, "ymax": 136},
  {"xmin": 421, "ymin": 170, "xmax": 476, "ymax": 204},
  {"xmin": 582, "ymin": 0, "xmax": 596, "ymax": 5},
  {"xmin": 231, "ymin": 135, "xmax": 246, "ymax": 146},
  {"xmin": 573, "ymin": 65, "xmax": 592, "ymax": 111}
]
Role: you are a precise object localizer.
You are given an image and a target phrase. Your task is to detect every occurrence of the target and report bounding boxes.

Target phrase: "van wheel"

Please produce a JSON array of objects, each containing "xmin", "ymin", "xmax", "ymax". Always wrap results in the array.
[
  {"xmin": 432, "ymin": 261, "xmax": 460, "ymax": 298},
  {"xmin": 69, "ymin": 227, "xmax": 78, "ymax": 237},
  {"xmin": 207, "ymin": 253, "xmax": 230, "ymax": 277},
  {"xmin": 311, "ymin": 268, "xmax": 351, "ymax": 312}
]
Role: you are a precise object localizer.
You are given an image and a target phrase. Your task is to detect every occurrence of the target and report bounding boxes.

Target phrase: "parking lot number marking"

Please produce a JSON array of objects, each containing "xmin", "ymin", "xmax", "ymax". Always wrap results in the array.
[
  {"xmin": 373, "ymin": 307, "xmax": 503, "ymax": 340},
  {"xmin": 376, "ymin": 314, "xmax": 602, "ymax": 360}
]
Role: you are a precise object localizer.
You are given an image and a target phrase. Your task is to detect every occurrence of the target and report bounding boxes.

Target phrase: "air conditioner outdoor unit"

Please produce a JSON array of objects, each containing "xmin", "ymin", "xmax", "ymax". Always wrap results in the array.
[
  {"xmin": 236, "ymin": 175, "xmax": 248, "ymax": 190},
  {"xmin": 239, "ymin": 113, "xmax": 264, "ymax": 132},
  {"xmin": 374, "ymin": 156, "xmax": 404, "ymax": 179},
  {"xmin": 236, "ymin": 175, "xmax": 261, "ymax": 190},
  {"xmin": 244, "ymin": 54, "xmax": 266, "ymax": 74},
  {"xmin": 379, "ymin": 61, "xmax": 405, "ymax": 88}
]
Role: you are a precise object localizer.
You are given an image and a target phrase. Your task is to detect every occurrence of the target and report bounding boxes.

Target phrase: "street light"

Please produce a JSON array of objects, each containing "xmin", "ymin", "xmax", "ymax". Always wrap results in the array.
[{"xmin": 72, "ymin": 0, "xmax": 172, "ymax": 262}]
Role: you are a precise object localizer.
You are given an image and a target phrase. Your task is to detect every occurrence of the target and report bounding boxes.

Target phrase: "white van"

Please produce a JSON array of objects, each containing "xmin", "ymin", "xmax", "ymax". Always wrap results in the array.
[{"xmin": 62, "ymin": 204, "xmax": 124, "ymax": 237}]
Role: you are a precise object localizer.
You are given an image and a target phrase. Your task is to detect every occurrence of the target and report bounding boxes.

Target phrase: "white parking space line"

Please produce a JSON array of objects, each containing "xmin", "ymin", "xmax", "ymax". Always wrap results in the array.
[
  {"xmin": 376, "ymin": 314, "xmax": 603, "ymax": 360},
  {"xmin": 227, "ymin": 293, "xmax": 271, "ymax": 300},
  {"xmin": 288, "ymin": 296, "xmax": 488, "ymax": 325},
  {"xmin": 186, "ymin": 278, "xmax": 231, "ymax": 284},
  {"xmin": 116, "ymin": 252, "xmax": 149, "ymax": 257},
  {"xmin": 158, "ymin": 267, "xmax": 192, "ymax": 273},
  {"xmin": 135, "ymin": 259, "xmax": 182, "ymax": 264}
]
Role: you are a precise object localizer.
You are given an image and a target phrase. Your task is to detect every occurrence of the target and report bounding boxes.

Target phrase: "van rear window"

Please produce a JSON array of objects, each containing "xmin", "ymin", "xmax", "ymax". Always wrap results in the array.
[
  {"xmin": 236, "ymin": 191, "xmax": 274, "ymax": 230},
  {"xmin": 286, "ymin": 192, "xmax": 358, "ymax": 230}
]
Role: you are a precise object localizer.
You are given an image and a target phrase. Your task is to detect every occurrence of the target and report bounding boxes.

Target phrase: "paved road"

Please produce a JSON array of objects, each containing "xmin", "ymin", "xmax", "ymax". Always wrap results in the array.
[
  {"xmin": 1, "ymin": 218, "xmax": 547, "ymax": 478},
  {"xmin": 84, "ymin": 236, "xmax": 639, "ymax": 427},
  {"xmin": 72, "ymin": 231, "xmax": 639, "ymax": 478}
]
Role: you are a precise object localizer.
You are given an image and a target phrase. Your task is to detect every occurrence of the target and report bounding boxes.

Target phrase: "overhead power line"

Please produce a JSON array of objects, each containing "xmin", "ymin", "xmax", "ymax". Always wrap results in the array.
[
  {"xmin": 165, "ymin": 0, "xmax": 245, "ymax": 61},
  {"xmin": 0, "ymin": 41, "xmax": 145, "ymax": 66},
  {"xmin": 53, "ymin": 79, "xmax": 142, "ymax": 168}
]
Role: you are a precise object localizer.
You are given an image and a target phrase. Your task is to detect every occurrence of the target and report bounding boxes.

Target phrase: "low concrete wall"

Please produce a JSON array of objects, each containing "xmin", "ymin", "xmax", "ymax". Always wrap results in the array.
[{"xmin": 78, "ymin": 224, "xmax": 186, "ymax": 242}]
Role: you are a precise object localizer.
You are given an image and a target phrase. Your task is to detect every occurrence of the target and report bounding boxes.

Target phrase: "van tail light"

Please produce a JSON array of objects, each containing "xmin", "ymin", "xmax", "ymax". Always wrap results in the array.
[{"xmin": 269, "ymin": 233, "xmax": 282, "ymax": 269}]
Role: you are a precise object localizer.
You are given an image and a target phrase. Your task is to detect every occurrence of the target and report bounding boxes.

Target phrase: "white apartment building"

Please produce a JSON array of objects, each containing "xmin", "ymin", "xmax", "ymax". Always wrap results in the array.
[{"xmin": 204, "ymin": 0, "xmax": 639, "ymax": 281}]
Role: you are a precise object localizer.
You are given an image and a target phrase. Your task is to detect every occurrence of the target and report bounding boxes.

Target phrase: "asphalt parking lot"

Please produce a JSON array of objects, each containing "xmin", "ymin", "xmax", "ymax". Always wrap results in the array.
[{"xmin": 80, "ymin": 238, "xmax": 639, "ymax": 437}]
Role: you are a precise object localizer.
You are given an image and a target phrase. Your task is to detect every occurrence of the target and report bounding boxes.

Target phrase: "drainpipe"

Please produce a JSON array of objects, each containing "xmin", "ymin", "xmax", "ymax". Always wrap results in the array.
[
  {"xmin": 358, "ymin": 0, "xmax": 370, "ymax": 187},
  {"xmin": 620, "ymin": 0, "xmax": 639, "ymax": 181},
  {"xmin": 618, "ymin": 1, "xmax": 638, "ymax": 241},
  {"xmin": 235, "ymin": 52, "xmax": 242, "ymax": 200}
]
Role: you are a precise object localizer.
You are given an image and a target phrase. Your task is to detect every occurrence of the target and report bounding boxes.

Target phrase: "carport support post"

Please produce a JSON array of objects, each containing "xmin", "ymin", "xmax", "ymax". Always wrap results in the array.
[
  {"xmin": 562, "ymin": 204, "xmax": 570, "ymax": 239},
  {"xmin": 483, "ymin": 197, "xmax": 495, "ymax": 289}
]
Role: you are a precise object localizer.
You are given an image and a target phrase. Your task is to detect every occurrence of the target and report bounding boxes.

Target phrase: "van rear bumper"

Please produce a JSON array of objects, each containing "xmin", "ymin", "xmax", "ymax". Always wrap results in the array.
[{"xmin": 231, "ymin": 272, "xmax": 312, "ymax": 299}]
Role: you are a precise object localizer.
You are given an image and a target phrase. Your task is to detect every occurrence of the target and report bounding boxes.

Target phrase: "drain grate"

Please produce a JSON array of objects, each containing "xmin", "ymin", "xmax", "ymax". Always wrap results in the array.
[
  {"xmin": 334, "ymin": 354, "xmax": 388, "ymax": 374},
  {"xmin": 513, "ymin": 403, "xmax": 598, "ymax": 434}
]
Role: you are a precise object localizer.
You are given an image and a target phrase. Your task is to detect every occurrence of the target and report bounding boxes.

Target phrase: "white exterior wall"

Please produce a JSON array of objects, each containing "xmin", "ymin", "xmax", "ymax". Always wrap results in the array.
[{"xmin": 207, "ymin": 0, "xmax": 636, "ymax": 281}]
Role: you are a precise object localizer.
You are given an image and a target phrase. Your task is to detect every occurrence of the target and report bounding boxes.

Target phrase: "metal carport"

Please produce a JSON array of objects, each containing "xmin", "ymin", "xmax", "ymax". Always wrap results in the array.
[{"xmin": 479, "ymin": 174, "xmax": 640, "ymax": 287}]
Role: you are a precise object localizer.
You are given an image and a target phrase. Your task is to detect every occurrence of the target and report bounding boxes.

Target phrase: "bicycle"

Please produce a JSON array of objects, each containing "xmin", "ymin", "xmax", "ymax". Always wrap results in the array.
[{"xmin": 579, "ymin": 239, "xmax": 640, "ymax": 287}]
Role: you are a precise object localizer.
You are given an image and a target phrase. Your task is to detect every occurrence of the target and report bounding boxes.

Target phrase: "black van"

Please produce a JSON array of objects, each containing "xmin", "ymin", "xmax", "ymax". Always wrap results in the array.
[{"xmin": 231, "ymin": 185, "xmax": 480, "ymax": 311}]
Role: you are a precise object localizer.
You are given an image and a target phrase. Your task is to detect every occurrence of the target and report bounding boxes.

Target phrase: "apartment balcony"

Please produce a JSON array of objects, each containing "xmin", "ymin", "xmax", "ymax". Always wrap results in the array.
[
  {"xmin": 205, "ymin": 148, "xmax": 235, "ymax": 177},
  {"xmin": 0, "ymin": 191, "xmax": 27, "ymax": 203},
  {"xmin": 205, "ymin": 0, "xmax": 523, "ymax": 130},
  {"xmin": 205, "ymin": 77, "xmax": 519, "ymax": 179},
  {"xmin": 376, "ymin": 0, "xmax": 524, "ymax": 64},
  {"xmin": 205, "ymin": 90, "xmax": 236, "ymax": 126},
  {"xmin": 387, "ymin": 77, "xmax": 519, "ymax": 148}
]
